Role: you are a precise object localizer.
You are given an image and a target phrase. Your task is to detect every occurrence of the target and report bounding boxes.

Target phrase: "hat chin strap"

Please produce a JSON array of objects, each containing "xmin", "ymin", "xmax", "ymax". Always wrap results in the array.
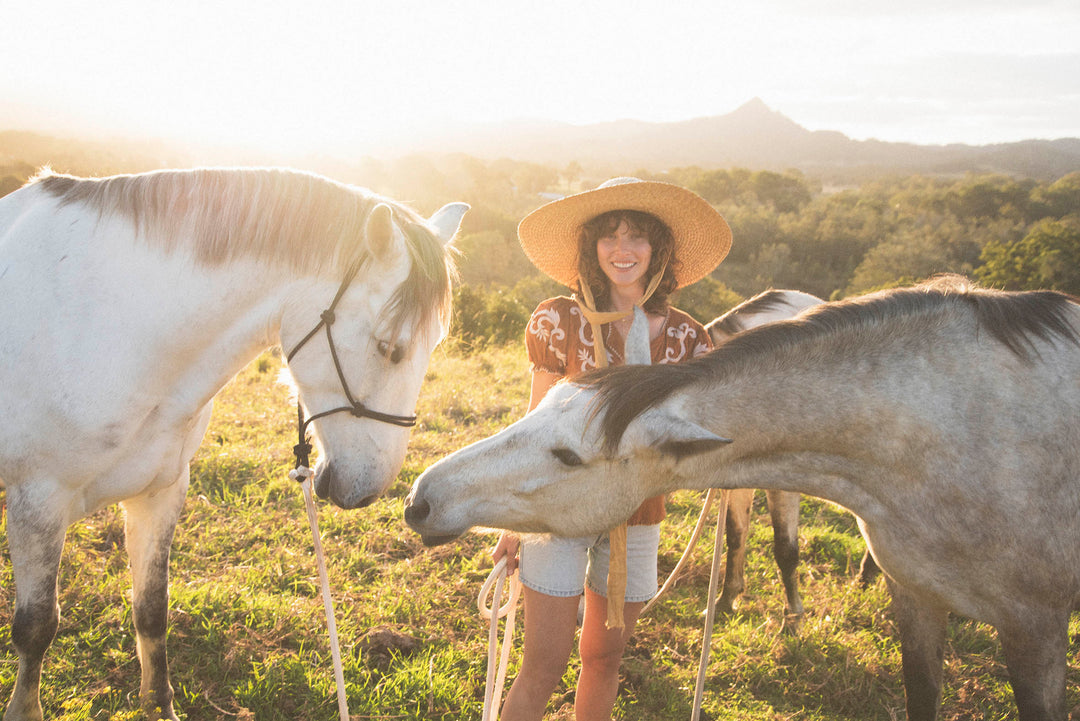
[
  {"xmin": 574, "ymin": 261, "xmax": 667, "ymax": 630},
  {"xmin": 575, "ymin": 261, "xmax": 667, "ymax": 369}
]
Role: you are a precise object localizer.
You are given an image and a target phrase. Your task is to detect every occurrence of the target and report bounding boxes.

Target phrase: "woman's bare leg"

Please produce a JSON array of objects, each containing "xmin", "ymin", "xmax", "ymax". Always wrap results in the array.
[
  {"xmin": 500, "ymin": 587, "xmax": 580, "ymax": 721},
  {"xmin": 575, "ymin": 588, "xmax": 645, "ymax": 721}
]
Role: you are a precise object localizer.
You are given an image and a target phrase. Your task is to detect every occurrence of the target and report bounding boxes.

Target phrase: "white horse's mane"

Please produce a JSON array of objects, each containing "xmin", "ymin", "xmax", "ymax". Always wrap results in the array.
[
  {"xmin": 30, "ymin": 166, "xmax": 456, "ymax": 336},
  {"xmin": 30, "ymin": 166, "xmax": 429, "ymax": 276}
]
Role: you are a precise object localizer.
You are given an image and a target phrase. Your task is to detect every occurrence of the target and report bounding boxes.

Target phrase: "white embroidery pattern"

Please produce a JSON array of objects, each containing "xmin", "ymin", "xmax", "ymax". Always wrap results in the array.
[
  {"xmin": 529, "ymin": 307, "xmax": 567, "ymax": 366},
  {"xmin": 663, "ymin": 322, "xmax": 698, "ymax": 364},
  {"xmin": 570, "ymin": 306, "xmax": 599, "ymax": 373}
]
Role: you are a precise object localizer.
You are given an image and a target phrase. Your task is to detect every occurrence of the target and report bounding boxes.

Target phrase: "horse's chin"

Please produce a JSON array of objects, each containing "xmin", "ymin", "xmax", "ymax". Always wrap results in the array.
[{"xmin": 418, "ymin": 532, "xmax": 463, "ymax": 547}]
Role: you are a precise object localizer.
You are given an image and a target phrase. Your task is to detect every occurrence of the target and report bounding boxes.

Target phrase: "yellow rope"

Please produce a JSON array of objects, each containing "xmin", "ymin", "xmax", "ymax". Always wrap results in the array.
[{"xmin": 573, "ymin": 264, "xmax": 666, "ymax": 629}]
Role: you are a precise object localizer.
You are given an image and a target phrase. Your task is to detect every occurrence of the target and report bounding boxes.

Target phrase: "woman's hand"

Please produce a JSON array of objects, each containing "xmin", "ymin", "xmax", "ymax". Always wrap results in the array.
[{"xmin": 492, "ymin": 532, "xmax": 521, "ymax": 574}]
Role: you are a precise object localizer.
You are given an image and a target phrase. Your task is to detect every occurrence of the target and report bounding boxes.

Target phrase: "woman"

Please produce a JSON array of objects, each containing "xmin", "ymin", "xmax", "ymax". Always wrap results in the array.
[{"xmin": 493, "ymin": 177, "xmax": 731, "ymax": 720}]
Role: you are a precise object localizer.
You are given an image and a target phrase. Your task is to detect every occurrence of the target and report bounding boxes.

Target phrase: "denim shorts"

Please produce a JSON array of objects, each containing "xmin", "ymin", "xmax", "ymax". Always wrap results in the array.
[{"xmin": 518, "ymin": 524, "xmax": 661, "ymax": 603}]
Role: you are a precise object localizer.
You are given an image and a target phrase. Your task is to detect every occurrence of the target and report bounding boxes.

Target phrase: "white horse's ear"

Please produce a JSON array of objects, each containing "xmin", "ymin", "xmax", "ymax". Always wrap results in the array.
[
  {"xmin": 365, "ymin": 203, "xmax": 399, "ymax": 263},
  {"xmin": 428, "ymin": 202, "xmax": 469, "ymax": 246},
  {"xmin": 650, "ymin": 416, "xmax": 732, "ymax": 461}
]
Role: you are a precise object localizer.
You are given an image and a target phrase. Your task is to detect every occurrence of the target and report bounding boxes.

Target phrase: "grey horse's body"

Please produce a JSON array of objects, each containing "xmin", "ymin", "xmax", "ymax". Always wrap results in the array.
[{"xmin": 407, "ymin": 276, "xmax": 1080, "ymax": 721}]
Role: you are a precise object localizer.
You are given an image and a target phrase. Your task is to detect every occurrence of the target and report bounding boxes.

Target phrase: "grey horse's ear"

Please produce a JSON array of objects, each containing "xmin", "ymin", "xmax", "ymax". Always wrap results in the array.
[
  {"xmin": 652, "ymin": 417, "xmax": 732, "ymax": 461},
  {"xmin": 428, "ymin": 203, "xmax": 469, "ymax": 246}
]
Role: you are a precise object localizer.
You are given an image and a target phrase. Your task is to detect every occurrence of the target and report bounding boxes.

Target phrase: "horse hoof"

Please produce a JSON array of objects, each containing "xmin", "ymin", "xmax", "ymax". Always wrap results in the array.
[{"xmin": 714, "ymin": 597, "xmax": 737, "ymax": 616}]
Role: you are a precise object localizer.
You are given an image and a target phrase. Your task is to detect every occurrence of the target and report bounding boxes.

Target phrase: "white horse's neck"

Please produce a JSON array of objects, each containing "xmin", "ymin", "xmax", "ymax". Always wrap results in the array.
[
  {"xmin": 78, "ymin": 216, "xmax": 306, "ymax": 412},
  {"xmin": 0, "ymin": 202, "xmax": 331, "ymax": 490}
]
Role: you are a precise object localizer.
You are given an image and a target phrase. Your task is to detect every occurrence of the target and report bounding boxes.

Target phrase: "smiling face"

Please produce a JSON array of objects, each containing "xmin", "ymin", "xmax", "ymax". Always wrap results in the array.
[
  {"xmin": 596, "ymin": 219, "xmax": 653, "ymax": 293},
  {"xmin": 576, "ymin": 210, "xmax": 676, "ymax": 313}
]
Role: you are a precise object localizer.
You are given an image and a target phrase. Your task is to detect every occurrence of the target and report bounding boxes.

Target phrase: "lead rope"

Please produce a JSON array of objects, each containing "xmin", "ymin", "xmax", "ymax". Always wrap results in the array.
[
  {"xmin": 290, "ymin": 462, "xmax": 351, "ymax": 721},
  {"xmin": 690, "ymin": 489, "xmax": 727, "ymax": 721},
  {"xmin": 478, "ymin": 557, "xmax": 522, "ymax": 721},
  {"xmin": 476, "ymin": 492, "xmax": 728, "ymax": 721},
  {"xmin": 642, "ymin": 488, "xmax": 717, "ymax": 617}
]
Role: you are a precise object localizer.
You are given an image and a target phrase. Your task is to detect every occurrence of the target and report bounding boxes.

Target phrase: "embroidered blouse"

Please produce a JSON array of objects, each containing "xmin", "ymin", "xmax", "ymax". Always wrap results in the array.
[{"xmin": 525, "ymin": 295, "xmax": 713, "ymax": 525}]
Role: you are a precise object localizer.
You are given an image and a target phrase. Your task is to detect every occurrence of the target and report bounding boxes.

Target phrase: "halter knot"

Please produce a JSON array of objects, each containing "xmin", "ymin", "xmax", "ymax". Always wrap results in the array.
[
  {"xmin": 293, "ymin": 441, "xmax": 313, "ymax": 468},
  {"xmin": 320, "ymin": 309, "xmax": 336, "ymax": 325}
]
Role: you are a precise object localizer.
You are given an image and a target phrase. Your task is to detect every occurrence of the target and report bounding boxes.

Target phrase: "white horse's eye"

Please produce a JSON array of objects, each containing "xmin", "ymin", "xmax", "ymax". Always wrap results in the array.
[
  {"xmin": 551, "ymin": 448, "xmax": 583, "ymax": 467},
  {"xmin": 377, "ymin": 340, "xmax": 405, "ymax": 364}
]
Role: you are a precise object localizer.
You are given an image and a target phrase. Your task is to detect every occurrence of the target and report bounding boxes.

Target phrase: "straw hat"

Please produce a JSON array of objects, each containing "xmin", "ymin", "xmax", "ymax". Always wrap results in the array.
[{"xmin": 517, "ymin": 177, "xmax": 732, "ymax": 289}]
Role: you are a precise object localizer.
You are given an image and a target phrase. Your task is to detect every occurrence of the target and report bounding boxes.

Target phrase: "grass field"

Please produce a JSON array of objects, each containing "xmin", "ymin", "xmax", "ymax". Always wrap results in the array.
[{"xmin": 1, "ymin": 343, "xmax": 1078, "ymax": 720}]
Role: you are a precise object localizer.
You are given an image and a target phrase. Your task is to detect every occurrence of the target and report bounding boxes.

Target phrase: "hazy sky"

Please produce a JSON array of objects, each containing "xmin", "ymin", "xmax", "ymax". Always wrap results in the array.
[{"xmin": 2, "ymin": 0, "xmax": 1078, "ymax": 157}]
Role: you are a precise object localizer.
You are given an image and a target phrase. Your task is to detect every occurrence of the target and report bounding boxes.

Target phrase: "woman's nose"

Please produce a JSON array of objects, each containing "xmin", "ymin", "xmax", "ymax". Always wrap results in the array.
[{"xmin": 612, "ymin": 229, "xmax": 631, "ymax": 250}]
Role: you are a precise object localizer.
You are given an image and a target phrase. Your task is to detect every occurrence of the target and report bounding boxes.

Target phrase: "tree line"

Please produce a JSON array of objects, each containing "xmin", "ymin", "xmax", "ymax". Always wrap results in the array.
[
  {"xmin": 3, "ymin": 147, "xmax": 1079, "ymax": 349},
  {"xmin": 444, "ymin": 163, "xmax": 1080, "ymax": 348}
]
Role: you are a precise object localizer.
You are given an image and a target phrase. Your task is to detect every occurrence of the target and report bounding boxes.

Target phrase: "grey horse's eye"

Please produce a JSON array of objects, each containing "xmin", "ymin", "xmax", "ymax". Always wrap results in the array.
[{"xmin": 551, "ymin": 448, "xmax": 583, "ymax": 466}]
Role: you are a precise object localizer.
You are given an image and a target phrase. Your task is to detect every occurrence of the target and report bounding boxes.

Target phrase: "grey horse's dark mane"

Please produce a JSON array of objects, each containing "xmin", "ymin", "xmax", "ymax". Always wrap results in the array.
[
  {"xmin": 580, "ymin": 275, "xmax": 1080, "ymax": 454},
  {"xmin": 708, "ymin": 288, "xmax": 796, "ymax": 335},
  {"xmin": 31, "ymin": 166, "xmax": 456, "ymax": 340}
]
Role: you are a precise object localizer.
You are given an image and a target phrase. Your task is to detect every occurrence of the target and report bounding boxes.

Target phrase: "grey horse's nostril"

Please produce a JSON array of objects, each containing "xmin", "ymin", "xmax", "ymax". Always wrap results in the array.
[{"xmin": 405, "ymin": 497, "xmax": 430, "ymax": 524}]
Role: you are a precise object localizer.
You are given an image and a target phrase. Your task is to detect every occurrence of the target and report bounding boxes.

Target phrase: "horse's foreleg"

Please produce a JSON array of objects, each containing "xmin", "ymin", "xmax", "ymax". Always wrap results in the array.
[
  {"xmin": 887, "ymin": 579, "xmax": 948, "ymax": 721},
  {"xmin": 4, "ymin": 490, "xmax": 68, "ymax": 721},
  {"xmin": 998, "ymin": 608, "xmax": 1069, "ymax": 721},
  {"xmin": 765, "ymin": 490, "xmax": 803, "ymax": 617},
  {"xmin": 716, "ymin": 488, "xmax": 753, "ymax": 615},
  {"xmin": 122, "ymin": 471, "xmax": 188, "ymax": 721}
]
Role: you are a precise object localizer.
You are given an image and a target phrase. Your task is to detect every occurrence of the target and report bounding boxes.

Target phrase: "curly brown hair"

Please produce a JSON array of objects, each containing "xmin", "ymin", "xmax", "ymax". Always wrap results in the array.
[{"xmin": 574, "ymin": 210, "xmax": 679, "ymax": 313}]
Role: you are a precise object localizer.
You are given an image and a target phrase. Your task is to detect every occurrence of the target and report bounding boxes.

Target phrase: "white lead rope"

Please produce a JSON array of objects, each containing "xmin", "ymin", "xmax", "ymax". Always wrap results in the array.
[
  {"xmin": 291, "ymin": 466, "xmax": 351, "ymax": 721},
  {"xmin": 478, "ymin": 557, "xmax": 522, "ymax": 721},
  {"xmin": 476, "ymin": 488, "xmax": 727, "ymax": 721},
  {"xmin": 691, "ymin": 489, "xmax": 727, "ymax": 721}
]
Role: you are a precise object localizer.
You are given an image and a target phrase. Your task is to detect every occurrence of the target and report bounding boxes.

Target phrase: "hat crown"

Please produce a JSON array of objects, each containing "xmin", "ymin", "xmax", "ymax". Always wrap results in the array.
[{"xmin": 596, "ymin": 177, "xmax": 643, "ymax": 190}]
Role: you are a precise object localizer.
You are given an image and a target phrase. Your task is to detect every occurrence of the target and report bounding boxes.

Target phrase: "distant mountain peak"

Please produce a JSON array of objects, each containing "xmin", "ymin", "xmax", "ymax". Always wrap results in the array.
[{"xmin": 734, "ymin": 97, "xmax": 773, "ymax": 114}]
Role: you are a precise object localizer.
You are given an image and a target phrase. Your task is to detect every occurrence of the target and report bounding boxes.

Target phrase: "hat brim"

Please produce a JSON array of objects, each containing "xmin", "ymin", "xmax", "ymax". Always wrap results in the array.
[{"xmin": 518, "ymin": 180, "xmax": 731, "ymax": 289}]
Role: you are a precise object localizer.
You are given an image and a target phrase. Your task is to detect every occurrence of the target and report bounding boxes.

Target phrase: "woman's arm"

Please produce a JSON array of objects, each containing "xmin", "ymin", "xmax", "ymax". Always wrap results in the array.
[{"xmin": 528, "ymin": 370, "xmax": 562, "ymax": 412}]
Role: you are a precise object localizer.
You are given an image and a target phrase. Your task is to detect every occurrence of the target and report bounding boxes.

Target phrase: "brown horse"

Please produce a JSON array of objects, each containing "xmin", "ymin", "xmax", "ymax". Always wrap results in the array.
[{"xmin": 406, "ymin": 276, "xmax": 1080, "ymax": 721}]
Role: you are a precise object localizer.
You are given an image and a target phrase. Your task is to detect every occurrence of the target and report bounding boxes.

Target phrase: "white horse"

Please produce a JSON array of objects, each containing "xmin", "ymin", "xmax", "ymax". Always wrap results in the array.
[
  {"xmin": 0, "ymin": 167, "xmax": 467, "ymax": 721},
  {"xmin": 406, "ymin": 276, "xmax": 1080, "ymax": 721},
  {"xmin": 704, "ymin": 289, "xmax": 823, "ymax": 618}
]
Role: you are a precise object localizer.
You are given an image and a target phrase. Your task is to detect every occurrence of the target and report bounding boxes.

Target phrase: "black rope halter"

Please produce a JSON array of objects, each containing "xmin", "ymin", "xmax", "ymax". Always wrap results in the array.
[{"xmin": 285, "ymin": 268, "xmax": 418, "ymax": 474}]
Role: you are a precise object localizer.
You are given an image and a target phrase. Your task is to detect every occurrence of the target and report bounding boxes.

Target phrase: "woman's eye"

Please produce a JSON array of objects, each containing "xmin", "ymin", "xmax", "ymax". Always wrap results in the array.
[
  {"xmin": 551, "ymin": 448, "xmax": 584, "ymax": 466},
  {"xmin": 377, "ymin": 341, "xmax": 404, "ymax": 364}
]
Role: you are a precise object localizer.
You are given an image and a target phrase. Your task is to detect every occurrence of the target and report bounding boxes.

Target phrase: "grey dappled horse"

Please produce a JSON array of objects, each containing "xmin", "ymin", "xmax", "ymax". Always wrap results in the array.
[{"xmin": 407, "ymin": 276, "xmax": 1080, "ymax": 721}]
